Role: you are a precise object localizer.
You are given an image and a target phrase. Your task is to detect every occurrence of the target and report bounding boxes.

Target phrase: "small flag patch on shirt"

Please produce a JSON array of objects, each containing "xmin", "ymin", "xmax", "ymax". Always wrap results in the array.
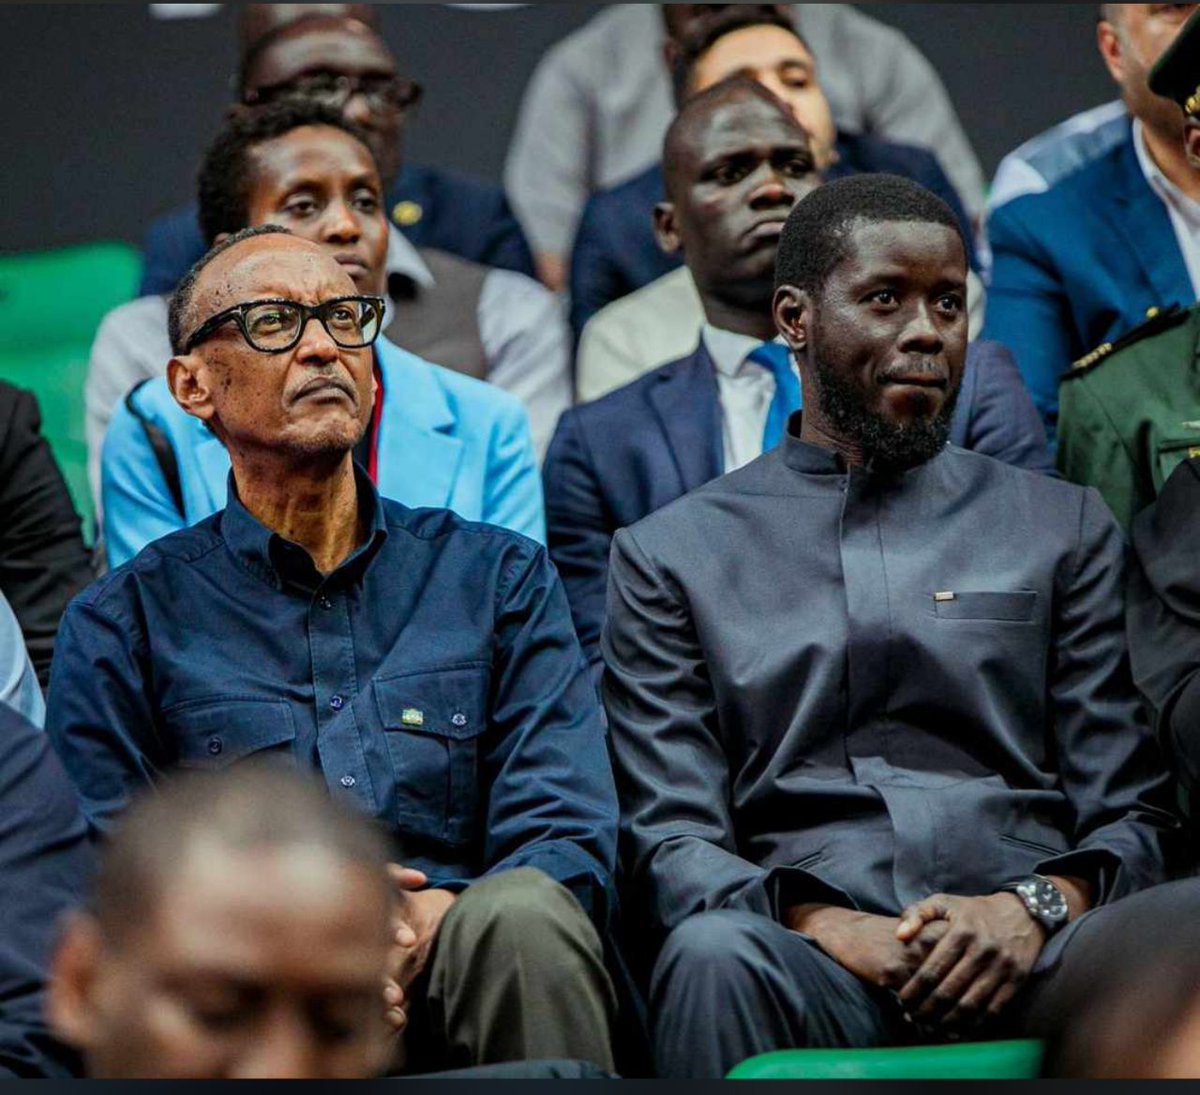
[
  {"xmin": 934, "ymin": 591, "xmax": 956, "ymax": 602},
  {"xmin": 400, "ymin": 708, "xmax": 425, "ymax": 727}
]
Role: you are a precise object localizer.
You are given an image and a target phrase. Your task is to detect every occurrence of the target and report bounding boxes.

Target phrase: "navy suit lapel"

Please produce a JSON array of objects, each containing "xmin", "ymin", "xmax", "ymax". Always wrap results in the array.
[
  {"xmin": 647, "ymin": 343, "xmax": 724, "ymax": 494},
  {"xmin": 1109, "ymin": 134, "xmax": 1193, "ymax": 308}
]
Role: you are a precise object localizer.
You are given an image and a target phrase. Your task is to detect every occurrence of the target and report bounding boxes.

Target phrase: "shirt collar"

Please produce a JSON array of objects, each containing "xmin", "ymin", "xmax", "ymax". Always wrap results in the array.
[
  {"xmin": 780, "ymin": 423, "xmax": 946, "ymax": 480},
  {"xmin": 702, "ymin": 323, "xmax": 787, "ymax": 378},
  {"xmin": 220, "ymin": 462, "xmax": 389, "ymax": 592},
  {"xmin": 1133, "ymin": 118, "xmax": 1200, "ymax": 220},
  {"xmin": 386, "ymin": 224, "xmax": 435, "ymax": 289}
]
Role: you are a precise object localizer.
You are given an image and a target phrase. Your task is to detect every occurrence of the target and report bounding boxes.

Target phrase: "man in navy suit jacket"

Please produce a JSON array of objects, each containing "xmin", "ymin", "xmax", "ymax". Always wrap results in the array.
[
  {"xmin": 568, "ymin": 7, "xmax": 977, "ymax": 341},
  {"xmin": 139, "ymin": 10, "xmax": 533, "ymax": 296},
  {"xmin": 545, "ymin": 80, "xmax": 1051, "ymax": 668},
  {"xmin": 983, "ymin": 4, "xmax": 1198, "ymax": 441}
]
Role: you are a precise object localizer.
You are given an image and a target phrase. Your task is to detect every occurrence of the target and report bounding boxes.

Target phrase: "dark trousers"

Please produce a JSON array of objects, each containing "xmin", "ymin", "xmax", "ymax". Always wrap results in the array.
[
  {"xmin": 402, "ymin": 868, "xmax": 617, "ymax": 1075},
  {"xmin": 650, "ymin": 878, "xmax": 1200, "ymax": 1078}
]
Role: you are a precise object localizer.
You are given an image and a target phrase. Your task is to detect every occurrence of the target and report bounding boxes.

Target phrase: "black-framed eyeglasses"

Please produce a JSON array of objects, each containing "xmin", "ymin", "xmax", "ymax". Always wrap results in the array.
[
  {"xmin": 183, "ymin": 296, "xmax": 386, "ymax": 355},
  {"xmin": 243, "ymin": 71, "xmax": 424, "ymax": 115}
]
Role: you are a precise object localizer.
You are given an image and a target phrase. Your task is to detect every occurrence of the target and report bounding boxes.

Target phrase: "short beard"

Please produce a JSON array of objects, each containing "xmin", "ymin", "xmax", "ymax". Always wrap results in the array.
[{"xmin": 812, "ymin": 356, "xmax": 958, "ymax": 471}]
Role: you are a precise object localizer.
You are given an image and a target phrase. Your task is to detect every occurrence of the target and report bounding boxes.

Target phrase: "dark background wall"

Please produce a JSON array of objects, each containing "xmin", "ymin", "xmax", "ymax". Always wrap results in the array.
[{"xmin": 3, "ymin": 3, "xmax": 1113, "ymax": 253}]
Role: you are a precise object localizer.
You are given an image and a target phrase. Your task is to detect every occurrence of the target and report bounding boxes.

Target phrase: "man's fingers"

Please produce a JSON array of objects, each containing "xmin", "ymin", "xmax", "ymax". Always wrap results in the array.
[
  {"xmin": 387, "ymin": 864, "xmax": 428, "ymax": 891},
  {"xmin": 897, "ymin": 929, "xmax": 969, "ymax": 1009},
  {"xmin": 896, "ymin": 896, "xmax": 951, "ymax": 941},
  {"xmin": 917, "ymin": 945, "xmax": 998, "ymax": 1023},
  {"xmin": 984, "ymin": 978, "xmax": 1024, "ymax": 1020}
]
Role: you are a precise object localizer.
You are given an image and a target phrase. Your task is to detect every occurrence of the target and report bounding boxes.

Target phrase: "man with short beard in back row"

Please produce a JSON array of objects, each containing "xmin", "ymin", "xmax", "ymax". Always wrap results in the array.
[{"xmin": 602, "ymin": 172, "xmax": 1194, "ymax": 1078}]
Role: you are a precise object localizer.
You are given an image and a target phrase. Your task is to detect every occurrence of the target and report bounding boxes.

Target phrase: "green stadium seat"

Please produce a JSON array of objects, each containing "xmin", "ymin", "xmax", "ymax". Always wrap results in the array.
[
  {"xmin": 0, "ymin": 242, "xmax": 142, "ymax": 540},
  {"xmin": 726, "ymin": 1039, "xmax": 1045, "ymax": 1080}
]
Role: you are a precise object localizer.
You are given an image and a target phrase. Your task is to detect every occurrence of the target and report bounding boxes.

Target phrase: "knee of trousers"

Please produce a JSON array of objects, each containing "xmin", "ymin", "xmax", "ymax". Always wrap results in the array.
[
  {"xmin": 651, "ymin": 909, "xmax": 789, "ymax": 998},
  {"xmin": 441, "ymin": 867, "xmax": 606, "ymax": 972}
]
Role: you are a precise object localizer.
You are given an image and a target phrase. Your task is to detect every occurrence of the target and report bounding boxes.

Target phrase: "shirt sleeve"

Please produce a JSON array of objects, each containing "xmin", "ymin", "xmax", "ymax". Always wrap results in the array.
[
  {"xmin": 478, "ymin": 270, "xmax": 572, "ymax": 463},
  {"xmin": 100, "ymin": 396, "xmax": 186, "ymax": 569},
  {"xmin": 542, "ymin": 409, "xmax": 612, "ymax": 672},
  {"xmin": 44, "ymin": 595, "xmax": 162, "ymax": 836},
  {"xmin": 964, "ymin": 340, "xmax": 1056, "ymax": 476},
  {"xmin": 476, "ymin": 541, "xmax": 618, "ymax": 927},
  {"xmin": 478, "ymin": 388, "xmax": 546, "ymax": 546},
  {"xmin": 602, "ymin": 526, "xmax": 856, "ymax": 939},
  {"xmin": 982, "ymin": 200, "xmax": 1079, "ymax": 445},
  {"xmin": 0, "ymin": 594, "xmax": 43, "ymax": 729},
  {"xmin": 0, "ymin": 388, "xmax": 93, "ymax": 687},
  {"xmin": 503, "ymin": 43, "xmax": 594, "ymax": 258},
  {"xmin": 0, "ymin": 706, "xmax": 93, "ymax": 1078},
  {"xmin": 1038, "ymin": 488, "xmax": 1183, "ymax": 901}
]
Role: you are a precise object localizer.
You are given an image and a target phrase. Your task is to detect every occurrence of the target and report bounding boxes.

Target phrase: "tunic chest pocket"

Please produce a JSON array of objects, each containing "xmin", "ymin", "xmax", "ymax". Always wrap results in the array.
[
  {"xmin": 166, "ymin": 698, "xmax": 297, "ymax": 771},
  {"xmin": 373, "ymin": 666, "xmax": 488, "ymax": 847},
  {"xmin": 933, "ymin": 591, "xmax": 1037, "ymax": 622}
]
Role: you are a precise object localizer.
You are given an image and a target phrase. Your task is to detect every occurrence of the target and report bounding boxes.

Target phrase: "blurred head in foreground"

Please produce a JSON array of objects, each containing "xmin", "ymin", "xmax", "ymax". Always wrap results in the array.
[{"xmin": 47, "ymin": 765, "xmax": 392, "ymax": 1079}]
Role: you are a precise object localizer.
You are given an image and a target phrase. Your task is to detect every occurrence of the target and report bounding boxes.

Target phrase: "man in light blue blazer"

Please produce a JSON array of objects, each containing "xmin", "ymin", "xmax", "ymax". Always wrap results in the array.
[
  {"xmin": 98, "ymin": 102, "xmax": 542, "ymax": 568},
  {"xmin": 983, "ymin": 4, "xmax": 1198, "ymax": 441}
]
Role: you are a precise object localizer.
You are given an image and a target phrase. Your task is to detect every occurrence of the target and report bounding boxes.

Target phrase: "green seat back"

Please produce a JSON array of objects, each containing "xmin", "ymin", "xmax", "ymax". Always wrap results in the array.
[
  {"xmin": 726, "ymin": 1039, "xmax": 1045, "ymax": 1080},
  {"xmin": 0, "ymin": 242, "xmax": 143, "ymax": 538}
]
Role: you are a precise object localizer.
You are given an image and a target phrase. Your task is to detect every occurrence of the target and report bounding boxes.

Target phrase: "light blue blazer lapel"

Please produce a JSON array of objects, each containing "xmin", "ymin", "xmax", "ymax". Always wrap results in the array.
[
  {"xmin": 372, "ymin": 338, "xmax": 464, "ymax": 511},
  {"xmin": 1108, "ymin": 132, "xmax": 1193, "ymax": 309}
]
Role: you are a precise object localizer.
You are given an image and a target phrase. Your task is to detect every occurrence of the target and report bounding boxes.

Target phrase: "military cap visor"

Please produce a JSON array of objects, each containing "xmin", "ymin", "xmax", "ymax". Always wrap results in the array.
[{"xmin": 1150, "ymin": 9, "xmax": 1200, "ymax": 116}]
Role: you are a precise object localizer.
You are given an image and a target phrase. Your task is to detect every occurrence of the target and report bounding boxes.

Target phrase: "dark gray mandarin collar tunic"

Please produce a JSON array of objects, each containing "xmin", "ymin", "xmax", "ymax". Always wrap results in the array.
[{"xmin": 602, "ymin": 435, "xmax": 1180, "ymax": 938}]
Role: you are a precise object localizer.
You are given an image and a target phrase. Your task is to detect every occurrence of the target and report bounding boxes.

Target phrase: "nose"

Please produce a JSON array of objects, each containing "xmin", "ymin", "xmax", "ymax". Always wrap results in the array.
[
  {"xmin": 898, "ymin": 300, "xmax": 945, "ymax": 354},
  {"xmin": 341, "ymin": 93, "xmax": 374, "ymax": 128},
  {"xmin": 321, "ymin": 199, "xmax": 361, "ymax": 244},
  {"xmin": 295, "ymin": 314, "xmax": 342, "ymax": 367},
  {"xmin": 233, "ymin": 1014, "xmax": 322, "ymax": 1080},
  {"xmin": 748, "ymin": 164, "xmax": 798, "ymax": 211}
]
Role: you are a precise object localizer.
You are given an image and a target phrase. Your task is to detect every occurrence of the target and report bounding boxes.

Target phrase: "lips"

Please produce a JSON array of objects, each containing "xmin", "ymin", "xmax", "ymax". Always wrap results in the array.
[
  {"xmin": 292, "ymin": 375, "xmax": 357, "ymax": 405},
  {"xmin": 333, "ymin": 252, "xmax": 370, "ymax": 278},
  {"xmin": 744, "ymin": 218, "xmax": 788, "ymax": 242},
  {"xmin": 878, "ymin": 363, "xmax": 948, "ymax": 389}
]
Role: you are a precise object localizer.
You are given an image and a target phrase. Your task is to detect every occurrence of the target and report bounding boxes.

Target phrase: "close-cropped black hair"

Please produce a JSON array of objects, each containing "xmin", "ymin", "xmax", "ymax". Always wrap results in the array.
[
  {"xmin": 774, "ymin": 174, "xmax": 966, "ymax": 297},
  {"xmin": 167, "ymin": 224, "xmax": 292, "ymax": 355},
  {"xmin": 196, "ymin": 98, "xmax": 373, "ymax": 247},
  {"xmin": 670, "ymin": 6, "xmax": 804, "ymax": 106}
]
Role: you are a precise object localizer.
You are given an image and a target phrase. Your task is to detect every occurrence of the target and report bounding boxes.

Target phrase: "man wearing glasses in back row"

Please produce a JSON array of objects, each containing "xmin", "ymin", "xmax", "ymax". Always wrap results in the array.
[{"xmin": 46, "ymin": 226, "xmax": 619, "ymax": 1076}]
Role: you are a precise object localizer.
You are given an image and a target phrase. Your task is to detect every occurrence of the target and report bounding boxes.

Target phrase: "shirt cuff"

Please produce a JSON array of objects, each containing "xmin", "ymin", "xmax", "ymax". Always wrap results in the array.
[{"xmin": 1031, "ymin": 847, "xmax": 1122, "ymax": 906}]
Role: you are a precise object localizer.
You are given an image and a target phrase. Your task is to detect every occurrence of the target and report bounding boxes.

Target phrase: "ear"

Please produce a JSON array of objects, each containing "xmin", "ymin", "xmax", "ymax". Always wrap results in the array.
[
  {"xmin": 773, "ymin": 284, "xmax": 811, "ymax": 356},
  {"xmin": 46, "ymin": 912, "xmax": 105, "ymax": 1055},
  {"xmin": 653, "ymin": 201, "xmax": 682, "ymax": 255},
  {"xmin": 167, "ymin": 353, "xmax": 217, "ymax": 426},
  {"xmin": 1096, "ymin": 17, "xmax": 1124, "ymax": 84},
  {"xmin": 1185, "ymin": 117, "xmax": 1200, "ymax": 169}
]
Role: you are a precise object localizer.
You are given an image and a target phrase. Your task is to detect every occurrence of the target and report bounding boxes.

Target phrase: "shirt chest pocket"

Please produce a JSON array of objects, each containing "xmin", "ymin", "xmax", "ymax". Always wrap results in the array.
[
  {"xmin": 932, "ymin": 591, "xmax": 1037, "ymax": 622},
  {"xmin": 165, "ymin": 698, "xmax": 297, "ymax": 771},
  {"xmin": 373, "ymin": 666, "xmax": 488, "ymax": 848}
]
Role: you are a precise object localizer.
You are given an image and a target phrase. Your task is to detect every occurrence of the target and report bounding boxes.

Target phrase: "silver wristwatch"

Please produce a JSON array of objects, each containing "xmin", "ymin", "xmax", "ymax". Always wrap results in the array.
[{"xmin": 1000, "ymin": 874, "xmax": 1069, "ymax": 936}]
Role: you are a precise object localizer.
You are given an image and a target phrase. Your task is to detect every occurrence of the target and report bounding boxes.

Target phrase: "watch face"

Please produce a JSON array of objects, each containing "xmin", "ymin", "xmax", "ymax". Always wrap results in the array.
[{"xmin": 1020, "ymin": 877, "xmax": 1069, "ymax": 924}]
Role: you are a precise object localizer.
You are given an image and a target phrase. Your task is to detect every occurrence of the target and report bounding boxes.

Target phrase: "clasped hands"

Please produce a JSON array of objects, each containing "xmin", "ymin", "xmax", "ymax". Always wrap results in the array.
[
  {"xmin": 382, "ymin": 865, "xmax": 457, "ymax": 1036},
  {"xmin": 788, "ymin": 891, "xmax": 1048, "ymax": 1032}
]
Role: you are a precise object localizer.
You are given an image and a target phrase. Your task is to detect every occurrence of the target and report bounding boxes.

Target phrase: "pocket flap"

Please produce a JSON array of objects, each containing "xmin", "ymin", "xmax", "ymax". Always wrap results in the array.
[
  {"xmin": 166, "ymin": 698, "xmax": 297, "ymax": 770},
  {"xmin": 374, "ymin": 666, "xmax": 487, "ymax": 740},
  {"xmin": 933, "ymin": 591, "xmax": 1037, "ymax": 621}
]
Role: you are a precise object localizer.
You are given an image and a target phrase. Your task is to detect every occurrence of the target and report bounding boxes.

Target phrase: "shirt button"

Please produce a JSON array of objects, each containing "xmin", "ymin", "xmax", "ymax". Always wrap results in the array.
[
  {"xmin": 450, "ymin": 712, "xmax": 468, "ymax": 728},
  {"xmin": 340, "ymin": 774, "xmax": 356, "ymax": 788},
  {"xmin": 329, "ymin": 694, "xmax": 345, "ymax": 711},
  {"xmin": 207, "ymin": 736, "xmax": 223, "ymax": 756}
]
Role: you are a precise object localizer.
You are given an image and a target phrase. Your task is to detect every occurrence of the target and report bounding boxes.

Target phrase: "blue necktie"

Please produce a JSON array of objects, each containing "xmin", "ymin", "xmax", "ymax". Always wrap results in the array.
[{"xmin": 749, "ymin": 342, "xmax": 802, "ymax": 451}]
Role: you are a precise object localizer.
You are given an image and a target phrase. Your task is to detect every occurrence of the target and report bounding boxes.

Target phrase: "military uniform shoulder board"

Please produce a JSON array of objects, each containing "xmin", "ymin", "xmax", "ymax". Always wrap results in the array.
[{"xmin": 1067, "ymin": 303, "xmax": 1189, "ymax": 377}]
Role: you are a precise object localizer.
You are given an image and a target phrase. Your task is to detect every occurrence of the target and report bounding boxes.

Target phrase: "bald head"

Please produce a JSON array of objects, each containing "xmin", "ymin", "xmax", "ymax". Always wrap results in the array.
[
  {"xmin": 238, "ymin": 4, "xmax": 379, "ymax": 54},
  {"xmin": 663, "ymin": 76, "xmax": 804, "ymax": 200}
]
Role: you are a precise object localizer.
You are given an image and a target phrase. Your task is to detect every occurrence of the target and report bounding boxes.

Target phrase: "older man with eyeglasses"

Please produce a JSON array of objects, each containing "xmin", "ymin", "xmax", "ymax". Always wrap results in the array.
[{"xmin": 47, "ymin": 226, "xmax": 619, "ymax": 1076}]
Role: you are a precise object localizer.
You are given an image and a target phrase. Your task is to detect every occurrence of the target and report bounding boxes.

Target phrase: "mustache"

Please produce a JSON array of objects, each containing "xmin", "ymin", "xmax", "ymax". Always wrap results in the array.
[{"xmin": 876, "ymin": 359, "xmax": 949, "ymax": 386}]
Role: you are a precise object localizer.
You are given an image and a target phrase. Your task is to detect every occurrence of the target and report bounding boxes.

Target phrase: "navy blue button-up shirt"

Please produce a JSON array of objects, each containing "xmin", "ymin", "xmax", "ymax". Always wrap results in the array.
[{"xmin": 46, "ymin": 470, "xmax": 617, "ymax": 921}]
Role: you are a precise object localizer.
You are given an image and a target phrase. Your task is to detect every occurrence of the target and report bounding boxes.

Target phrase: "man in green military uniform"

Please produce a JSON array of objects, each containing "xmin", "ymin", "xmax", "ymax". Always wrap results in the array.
[{"xmin": 1057, "ymin": 7, "xmax": 1200, "ymax": 531}]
